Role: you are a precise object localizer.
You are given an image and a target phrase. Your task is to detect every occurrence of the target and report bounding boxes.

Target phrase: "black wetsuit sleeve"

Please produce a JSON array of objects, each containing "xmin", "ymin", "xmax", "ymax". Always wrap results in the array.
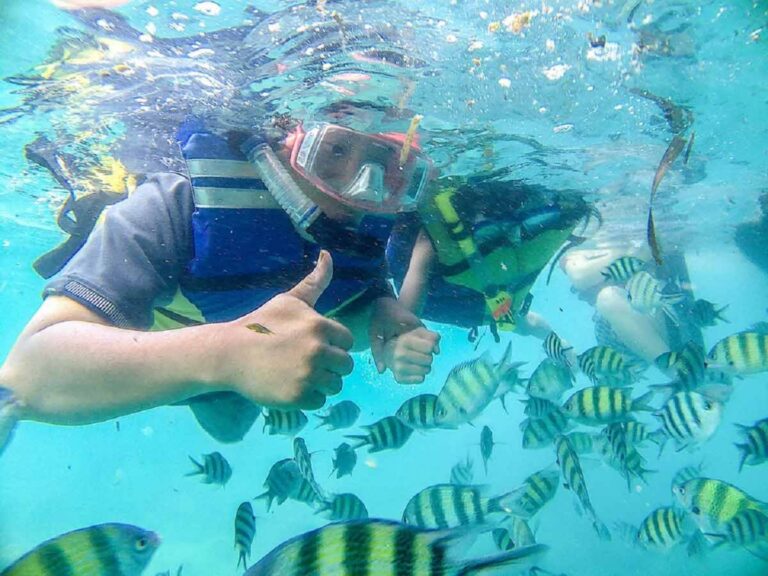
[{"xmin": 43, "ymin": 173, "xmax": 195, "ymax": 329}]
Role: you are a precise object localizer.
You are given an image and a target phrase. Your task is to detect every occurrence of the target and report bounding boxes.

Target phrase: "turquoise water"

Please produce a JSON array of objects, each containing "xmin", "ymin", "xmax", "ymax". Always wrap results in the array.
[{"xmin": 0, "ymin": 1, "xmax": 767, "ymax": 575}]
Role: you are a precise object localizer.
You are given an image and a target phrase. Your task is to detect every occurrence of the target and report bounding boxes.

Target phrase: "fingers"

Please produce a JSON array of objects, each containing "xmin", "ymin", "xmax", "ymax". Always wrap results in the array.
[
  {"xmin": 313, "ymin": 370, "xmax": 344, "ymax": 396},
  {"xmin": 319, "ymin": 319, "xmax": 354, "ymax": 351},
  {"xmin": 395, "ymin": 374, "xmax": 427, "ymax": 385},
  {"xmin": 287, "ymin": 250, "xmax": 333, "ymax": 308},
  {"xmin": 297, "ymin": 390, "xmax": 326, "ymax": 411},
  {"xmin": 317, "ymin": 345, "xmax": 354, "ymax": 377},
  {"xmin": 404, "ymin": 328, "xmax": 441, "ymax": 355},
  {"xmin": 370, "ymin": 335, "xmax": 386, "ymax": 374},
  {"xmin": 397, "ymin": 348, "xmax": 434, "ymax": 368}
]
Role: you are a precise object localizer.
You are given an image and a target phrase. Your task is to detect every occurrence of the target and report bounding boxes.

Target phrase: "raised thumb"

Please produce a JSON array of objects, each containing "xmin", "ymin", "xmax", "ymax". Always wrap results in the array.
[{"xmin": 288, "ymin": 250, "xmax": 333, "ymax": 308}]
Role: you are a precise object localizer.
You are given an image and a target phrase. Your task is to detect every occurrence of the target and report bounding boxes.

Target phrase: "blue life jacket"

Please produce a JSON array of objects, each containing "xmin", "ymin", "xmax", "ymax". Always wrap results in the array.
[{"xmin": 153, "ymin": 125, "xmax": 393, "ymax": 327}]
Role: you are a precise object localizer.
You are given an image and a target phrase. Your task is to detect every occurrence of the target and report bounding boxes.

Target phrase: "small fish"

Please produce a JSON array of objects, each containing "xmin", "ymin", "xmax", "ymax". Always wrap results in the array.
[
  {"xmin": 186, "ymin": 451, "xmax": 232, "ymax": 486},
  {"xmin": 735, "ymin": 417, "xmax": 768, "ymax": 472},
  {"xmin": 0, "ymin": 523, "xmax": 159, "ymax": 576},
  {"xmin": 263, "ymin": 408, "xmax": 308, "ymax": 436},
  {"xmin": 521, "ymin": 409, "xmax": 571, "ymax": 449},
  {"xmin": 707, "ymin": 509, "xmax": 768, "ymax": 557},
  {"xmin": 626, "ymin": 271, "xmax": 684, "ymax": 323},
  {"xmin": 655, "ymin": 391, "xmax": 723, "ymax": 451},
  {"xmin": 234, "ymin": 501, "xmax": 256, "ymax": 570},
  {"xmin": 577, "ymin": 345, "xmax": 642, "ymax": 387},
  {"xmin": 395, "ymin": 394, "xmax": 438, "ymax": 430},
  {"xmin": 291, "ymin": 477, "xmax": 323, "ymax": 507},
  {"xmin": 555, "ymin": 435, "xmax": 611, "ymax": 540},
  {"xmin": 434, "ymin": 343, "xmax": 513, "ymax": 428},
  {"xmin": 494, "ymin": 361, "xmax": 527, "ymax": 412},
  {"xmin": 543, "ymin": 331, "xmax": 573, "ymax": 367},
  {"xmin": 315, "ymin": 400, "xmax": 360, "ymax": 430},
  {"xmin": 450, "ymin": 456, "xmax": 474, "ymax": 486},
  {"xmin": 671, "ymin": 464, "xmax": 704, "ymax": 499},
  {"xmin": 493, "ymin": 517, "xmax": 536, "ymax": 551},
  {"xmin": 293, "ymin": 437, "xmax": 325, "ymax": 501},
  {"xmin": 0, "ymin": 387, "xmax": 18, "ymax": 457},
  {"xmin": 623, "ymin": 420, "xmax": 666, "ymax": 448},
  {"xmin": 599, "ymin": 424, "xmax": 653, "ymax": 489},
  {"xmin": 690, "ymin": 299, "xmax": 728, "ymax": 328},
  {"xmin": 243, "ymin": 520, "xmax": 547, "ymax": 576},
  {"xmin": 402, "ymin": 484, "xmax": 509, "ymax": 529},
  {"xmin": 346, "ymin": 416, "xmax": 414, "ymax": 453},
  {"xmin": 331, "ymin": 442, "xmax": 357, "ymax": 479},
  {"xmin": 654, "ymin": 341, "xmax": 706, "ymax": 391},
  {"xmin": 255, "ymin": 458, "xmax": 301, "ymax": 511},
  {"xmin": 567, "ymin": 431, "xmax": 599, "ymax": 455},
  {"xmin": 635, "ymin": 506, "xmax": 691, "ymax": 550},
  {"xmin": 522, "ymin": 396, "xmax": 560, "ymax": 418},
  {"xmin": 675, "ymin": 477, "xmax": 767, "ymax": 535},
  {"xmin": 480, "ymin": 425, "xmax": 495, "ymax": 475},
  {"xmin": 707, "ymin": 331, "xmax": 768, "ymax": 375},
  {"xmin": 245, "ymin": 322, "xmax": 273, "ymax": 335},
  {"xmin": 526, "ymin": 358, "xmax": 574, "ymax": 401},
  {"xmin": 562, "ymin": 387, "xmax": 654, "ymax": 425},
  {"xmin": 499, "ymin": 465, "xmax": 560, "ymax": 519},
  {"xmin": 601, "ymin": 256, "xmax": 646, "ymax": 283},
  {"xmin": 317, "ymin": 493, "xmax": 369, "ymax": 521}
]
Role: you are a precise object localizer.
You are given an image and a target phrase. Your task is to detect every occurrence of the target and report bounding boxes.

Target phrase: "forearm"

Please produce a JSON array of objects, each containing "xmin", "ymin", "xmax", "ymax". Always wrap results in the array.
[
  {"xmin": 0, "ymin": 320, "xmax": 223, "ymax": 425},
  {"xmin": 398, "ymin": 229, "xmax": 434, "ymax": 315}
]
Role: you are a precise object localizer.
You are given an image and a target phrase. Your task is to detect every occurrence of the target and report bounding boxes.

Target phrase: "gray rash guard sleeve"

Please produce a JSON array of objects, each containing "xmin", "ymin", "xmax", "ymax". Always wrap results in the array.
[{"xmin": 43, "ymin": 173, "xmax": 195, "ymax": 329}]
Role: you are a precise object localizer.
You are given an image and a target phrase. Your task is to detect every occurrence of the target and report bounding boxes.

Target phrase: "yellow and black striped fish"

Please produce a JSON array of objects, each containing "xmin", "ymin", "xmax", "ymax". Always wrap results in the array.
[
  {"xmin": 493, "ymin": 517, "xmax": 536, "ymax": 551},
  {"xmin": 555, "ymin": 435, "xmax": 611, "ymax": 540},
  {"xmin": 318, "ymin": 493, "xmax": 369, "ymax": 521},
  {"xmin": 235, "ymin": 501, "xmax": 256, "ymax": 570},
  {"xmin": 243, "ymin": 519, "xmax": 547, "ymax": 576},
  {"xmin": 543, "ymin": 331, "xmax": 573, "ymax": 368},
  {"xmin": 577, "ymin": 346, "xmax": 641, "ymax": 387},
  {"xmin": 0, "ymin": 523, "xmax": 159, "ymax": 576},
  {"xmin": 708, "ymin": 331, "xmax": 768, "ymax": 375},
  {"xmin": 256, "ymin": 458, "xmax": 301, "ymax": 511},
  {"xmin": 346, "ymin": 416, "xmax": 414, "ymax": 453},
  {"xmin": 625, "ymin": 270, "xmax": 684, "ymax": 322},
  {"xmin": 521, "ymin": 409, "xmax": 571, "ymax": 449},
  {"xmin": 499, "ymin": 465, "xmax": 560, "ymax": 519},
  {"xmin": 735, "ymin": 417, "xmax": 768, "ymax": 472},
  {"xmin": 708, "ymin": 509, "xmax": 768, "ymax": 554},
  {"xmin": 449, "ymin": 456, "xmax": 474, "ymax": 486},
  {"xmin": 635, "ymin": 506, "xmax": 690, "ymax": 550},
  {"xmin": 395, "ymin": 394, "xmax": 438, "ymax": 430},
  {"xmin": 522, "ymin": 396, "xmax": 560, "ymax": 418},
  {"xmin": 675, "ymin": 477, "xmax": 767, "ymax": 534},
  {"xmin": 655, "ymin": 391, "xmax": 723, "ymax": 451},
  {"xmin": 186, "ymin": 451, "xmax": 232, "ymax": 486},
  {"xmin": 601, "ymin": 256, "xmax": 645, "ymax": 283},
  {"xmin": 562, "ymin": 386, "xmax": 654, "ymax": 425},
  {"xmin": 654, "ymin": 341, "xmax": 707, "ymax": 391},
  {"xmin": 526, "ymin": 358, "xmax": 575, "ymax": 401},
  {"xmin": 315, "ymin": 400, "xmax": 360, "ymax": 431},
  {"xmin": 264, "ymin": 408, "xmax": 308, "ymax": 436},
  {"xmin": 402, "ymin": 484, "xmax": 508, "ymax": 530}
]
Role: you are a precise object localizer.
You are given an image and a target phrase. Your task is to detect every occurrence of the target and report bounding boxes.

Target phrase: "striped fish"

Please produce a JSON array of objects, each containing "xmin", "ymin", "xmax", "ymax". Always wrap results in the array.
[
  {"xmin": 434, "ymin": 343, "xmax": 513, "ymax": 428},
  {"xmin": 243, "ymin": 519, "xmax": 547, "ymax": 576},
  {"xmin": 601, "ymin": 256, "xmax": 645, "ymax": 283},
  {"xmin": 315, "ymin": 400, "xmax": 360, "ymax": 431},
  {"xmin": 577, "ymin": 346, "xmax": 641, "ymax": 387},
  {"xmin": 690, "ymin": 299, "xmax": 728, "ymax": 328},
  {"xmin": 599, "ymin": 424, "xmax": 653, "ymax": 489},
  {"xmin": 654, "ymin": 341, "xmax": 707, "ymax": 391},
  {"xmin": 346, "ymin": 416, "xmax": 414, "ymax": 453},
  {"xmin": 635, "ymin": 506, "xmax": 690, "ymax": 550},
  {"xmin": 0, "ymin": 523, "xmax": 159, "ymax": 576},
  {"xmin": 567, "ymin": 431, "xmax": 599, "ymax": 455},
  {"xmin": 402, "ymin": 484, "xmax": 508, "ymax": 529},
  {"xmin": 562, "ymin": 386, "xmax": 654, "ymax": 425},
  {"xmin": 674, "ymin": 477, "xmax": 767, "ymax": 534},
  {"xmin": 493, "ymin": 517, "xmax": 536, "ymax": 551},
  {"xmin": 555, "ymin": 435, "xmax": 611, "ymax": 540},
  {"xmin": 708, "ymin": 331, "xmax": 768, "ymax": 375},
  {"xmin": 293, "ymin": 437, "xmax": 325, "ymax": 502},
  {"xmin": 655, "ymin": 391, "xmax": 723, "ymax": 451},
  {"xmin": 256, "ymin": 458, "xmax": 301, "ymax": 511},
  {"xmin": 498, "ymin": 466, "xmax": 560, "ymax": 519},
  {"xmin": 671, "ymin": 464, "xmax": 704, "ymax": 499},
  {"xmin": 263, "ymin": 409, "xmax": 308, "ymax": 436},
  {"xmin": 735, "ymin": 417, "xmax": 768, "ymax": 472},
  {"xmin": 526, "ymin": 358, "xmax": 574, "ymax": 401},
  {"xmin": 625, "ymin": 270, "xmax": 684, "ymax": 323},
  {"xmin": 234, "ymin": 501, "xmax": 256, "ymax": 570},
  {"xmin": 708, "ymin": 509, "xmax": 768, "ymax": 553},
  {"xmin": 522, "ymin": 396, "xmax": 560, "ymax": 418},
  {"xmin": 186, "ymin": 451, "xmax": 232, "ymax": 486},
  {"xmin": 543, "ymin": 331, "xmax": 573, "ymax": 368},
  {"xmin": 395, "ymin": 394, "xmax": 438, "ymax": 430},
  {"xmin": 291, "ymin": 477, "xmax": 323, "ymax": 507},
  {"xmin": 521, "ymin": 409, "xmax": 571, "ymax": 449},
  {"xmin": 317, "ymin": 493, "xmax": 369, "ymax": 521},
  {"xmin": 331, "ymin": 442, "xmax": 357, "ymax": 479},
  {"xmin": 450, "ymin": 456, "xmax": 474, "ymax": 486},
  {"xmin": 623, "ymin": 420, "xmax": 666, "ymax": 448},
  {"xmin": 495, "ymin": 361, "xmax": 527, "ymax": 412},
  {"xmin": 480, "ymin": 425, "xmax": 495, "ymax": 475}
]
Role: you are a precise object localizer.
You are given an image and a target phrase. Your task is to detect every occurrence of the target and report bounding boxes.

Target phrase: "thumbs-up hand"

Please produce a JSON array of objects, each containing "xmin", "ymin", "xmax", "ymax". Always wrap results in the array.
[{"xmin": 216, "ymin": 251, "xmax": 354, "ymax": 410}]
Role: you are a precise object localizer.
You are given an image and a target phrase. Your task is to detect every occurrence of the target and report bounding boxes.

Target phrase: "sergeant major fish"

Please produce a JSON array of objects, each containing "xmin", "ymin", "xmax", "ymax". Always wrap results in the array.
[
  {"xmin": 264, "ymin": 408, "xmax": 308, "ymax": 436},
  {"xmin": 395, "ymin": 394, "xmax": 438, "ymax": 430},
  {"xmin": 234, "ymin": 501, "xmax": 256, "ymax": 570},
  {"xmin": 317, "ymin": 493, "xmax": 369, "ymax": 521},
  {"xmin": 402, "ymin": 484, "xmax": 511, "ymax": 530},
  {"xmin": 735, "ymin": 417, "xmax": 768, "ymax": 472},
  {"xmin": 450, "ymin": 456, "xmax": 474, "ymax": 486},
  {"xmin": 601, "ymin": 256, "xmax": 645, "ymax": 283},
  {"xmin": 521, "ymin": 409, "xmax": 571, "ymax": 449},
  {"xmin": 632, "ymin": 506, "xmax": 692, "ymax": 551},
  {"xmin": 493, "ymin": 517, "xmax": 536, "ymax": 551},
  {"xmin": 434, "ymin": 343, "xmax": 514, "ymax": 428},
  {"xmin": 655, "ymin": 391, "xmax": 723, "ymax": 451},
  {"xmin": 255, "ymin": 458, "xmax": 301, "ymax": 511},
  {"xmin": 526, "ymin": 358, "xmax": 574, "ymax": 401},
  {"xmin": 243, "ymin": 519, "xmax": 547, "ymax": 576},
  {"xmin": 708, "ymin": 331, "xmax": 768, "ymax": 375},
  {"xmin": 315, "ymin": 400, "xmax": 360, "ymax": 430},
  {"xmin": 0, "ymin": 523, "xmax": 159, "ymax": 576},
  {"xmin": 543, "ymin": 331, "xmax": 574, "ymax": 368},
  {"xmin": 346, "ymin": 416, "xmax": 413, "ymax": 453},
  {"xmin": 707, "ymin": 509, "xmax": 768, "ymax": 559},
  {"xmin": 675, "ymin": 477, "xmax": 767, "ymax": 535},
  {"xmin": 562, "ymin": 386, "xmax": 654, "ymax": 425},
  {"xmin": 500, "ymin": 465, "xmax": 560, "ymax": 519},
  {"xmin": 625, "ymin": 270, "xmax": 684, "ymax": 324},
  {"xmin": 186, "ymin": 451, "xmax": 232, "ymax": 486}
]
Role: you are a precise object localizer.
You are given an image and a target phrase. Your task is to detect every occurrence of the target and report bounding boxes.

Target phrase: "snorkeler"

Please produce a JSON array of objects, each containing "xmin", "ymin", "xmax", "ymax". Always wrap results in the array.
[
  {"xmin": 381, "ymin": 175, "xmax": 594, "ymax": 382},
  {"xmin": 0, "ymin": 117, "xmax": 441, "ymax": 442}
]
